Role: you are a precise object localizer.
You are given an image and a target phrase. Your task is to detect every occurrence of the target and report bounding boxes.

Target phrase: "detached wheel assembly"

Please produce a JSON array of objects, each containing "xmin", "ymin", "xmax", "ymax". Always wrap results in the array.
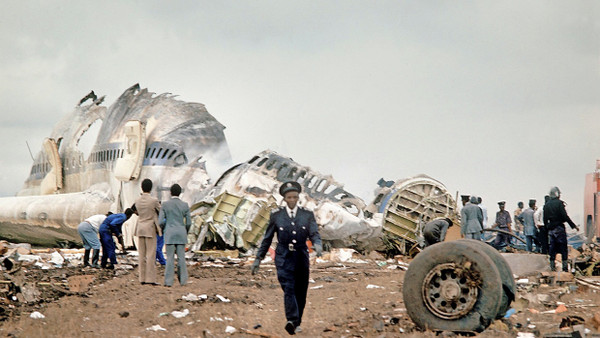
[{"xmin": 403, "ymin": 241, "xmax": 508, "ymax": 333}]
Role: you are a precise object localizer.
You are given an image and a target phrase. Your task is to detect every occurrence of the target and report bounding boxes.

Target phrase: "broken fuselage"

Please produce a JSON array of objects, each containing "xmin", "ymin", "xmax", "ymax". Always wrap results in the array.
[{"xmin": 0, "ymin": 84, "xmax": 232, "ymax": 247}]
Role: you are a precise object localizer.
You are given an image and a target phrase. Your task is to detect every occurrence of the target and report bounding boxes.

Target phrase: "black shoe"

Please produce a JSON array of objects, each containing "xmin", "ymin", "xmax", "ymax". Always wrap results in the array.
[
  {"xmin": 285, "ymin": 321, "xmax": 295, "ymax": 335},
  {"xmin": 105, "ymin": 264, "xmax": 114, "ymax": 270}
]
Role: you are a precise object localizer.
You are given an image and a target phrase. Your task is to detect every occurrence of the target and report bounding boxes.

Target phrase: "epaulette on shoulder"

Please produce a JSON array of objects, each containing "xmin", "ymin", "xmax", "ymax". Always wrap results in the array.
[{"xmin": 270, "ymin": 206, "xmax": 284, "ymax": 214}]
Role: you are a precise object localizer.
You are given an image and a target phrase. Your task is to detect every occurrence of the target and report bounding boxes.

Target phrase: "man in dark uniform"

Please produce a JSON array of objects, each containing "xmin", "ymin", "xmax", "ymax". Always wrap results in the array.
[
  {"xmin": 544, "ymin": 187, "xmax": 579, "ymax": 272},
  {"xmin": 492, "ymin": 201, "xmax": 512, "ymax": 249},
  {"xmin": 422, "ymin": 217, "xmax": 453, "ymax": 247},
  {"xmin": 251, "ymin": 181, "xmax": 323, "ymax": 335}
]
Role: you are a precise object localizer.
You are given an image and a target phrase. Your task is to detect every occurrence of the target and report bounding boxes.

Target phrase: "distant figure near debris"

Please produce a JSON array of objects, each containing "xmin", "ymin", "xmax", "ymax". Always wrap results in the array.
[
  {"xmin": 423, "ymin": 218, "xmax": 453, "ymax": 247},
  {"xmin": 99, "ymin": 208, "xmax": 134, "ymax": 269},
  {"xmin": 544, "ymin": 187, "xmax": 579, "ymax": 272},
  {"xmin": 477, "ymin": 196, "xmax": 488, "ymax": 240},
  {"xmin": 513, "ymin": 201, "xmax": 524, "ymax": 240},
  {"xmin": 535, "ymin": 195, "xmax": 550, "ymax": 254},
  {"xmin": 460, "ymin": 196, "xmax": 483, "ymax": 240},
  {"xmin": 77, "ymin": 212, "xmax": 111, "ymax": 268},
  {"xmin": 159, "ymin": 184, "xmax": 191, "ymax": 287},
  {"xmin": 134, "ymin": 179, "xmax": 162, "ymax": 285},
  {"xmin": 492, "ymin": 201, "xmax": 512, "ymax": 249},
  {"xmin": 518, "ymin": 199, "xmax": 538, "ymax": 252},
  {"xmin": 251, "ymin": 181, "xmax": 323, "ymax": 335}
]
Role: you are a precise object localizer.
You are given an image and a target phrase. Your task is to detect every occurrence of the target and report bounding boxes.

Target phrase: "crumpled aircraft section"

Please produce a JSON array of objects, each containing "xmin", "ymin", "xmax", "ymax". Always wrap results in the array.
[
  {"xmin": 366, "ymin": 174, "xmax": 458, "ymax": 255},
  {"xmin": 189, "ymin": 150, "xmax": 383, "ymax": 252},
  {"xmin": 0, "ymin": 84, "xmax": 232, "ymax": 247}
]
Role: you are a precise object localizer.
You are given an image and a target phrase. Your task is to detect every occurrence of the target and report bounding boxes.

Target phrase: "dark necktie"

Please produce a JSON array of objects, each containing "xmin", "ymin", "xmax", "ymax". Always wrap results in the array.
[{"xmin": 290, "ymin": 211, "xmax": 294, "ymax": 219}]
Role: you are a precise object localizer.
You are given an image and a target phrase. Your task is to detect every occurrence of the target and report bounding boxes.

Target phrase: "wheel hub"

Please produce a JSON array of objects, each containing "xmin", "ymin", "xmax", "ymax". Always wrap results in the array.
[{"xmin": 421, "ymin": 262, "xmax": 479, "ymax": 319}]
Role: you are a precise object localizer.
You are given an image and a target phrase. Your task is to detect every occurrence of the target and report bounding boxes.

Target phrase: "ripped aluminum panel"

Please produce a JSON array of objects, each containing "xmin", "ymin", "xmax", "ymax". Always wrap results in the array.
[
  {"xmin": 366, "ymin": 174, "xmax": 458, "ymax": 254},
  {"xmin": 190, "ymin": 150, "xmax": 384, "ymax": 251}
]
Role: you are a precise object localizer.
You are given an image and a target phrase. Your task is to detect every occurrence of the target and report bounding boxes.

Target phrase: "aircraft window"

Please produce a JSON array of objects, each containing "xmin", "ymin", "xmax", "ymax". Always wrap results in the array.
[
  {"xmin": 287, "ymin": 167, "xmax": 296, "ymax": 179},
  {"xmin": 316, "ymin": 180, "xmax": 327, "ymax": 192},
  {"xmin": 112, "ymin": 150, "xmax": 116, "ymax": 160},
  {"xmin": 150, "ymin": 148, "xmax": 156, "ymax": 158},
  {"xmin": 120, "ymin": 149, "xmax": 124, "ymax": 158},
  {"xmin": 145, "ymin": 148, "xmax": 151, "ymax": 158},
  {"xmin": 156, "ymin": 148, "xmax": 163, "ymax": 159},
  {"xmin": 174, "ymin": 153, "xmax": 187, "ymax": 166},
  {"xmin": 256, "ymin": 158, "xmax": 268, "ymax": 167},
  {"xmin": 278, "ymin": 163, "xmax": 288, "ymax": 175},
  {"xmin": 324, "ymin": 184, "xmax": 337, "ymax": 194},
  {"xmin": 161, "ymin": 148, "xmax": 169, "ymax": 159},
  {"xmin": 248, "ymin": 155, "xmax": 259, "ymax": 164},
  {"xmin": 72, "ymin": 159, "xmax": 76, "ymax": 168},
  {"xmin": 335, "ymin": 192, "xmax": 349, "ymax": 200},
  {"xmin": 167, "ymin": 149, "xmax": 177, "ymax": 159},
  {"xmin": 266, "ymin": 159, "xmax": 276, "ymax": 170},
  {"xmin": 297, "ymin": 170, "xmax": 307, "ymax": 183},
  {"xmin": 307, "ymin": 176, "xmax": 318, "ymax": 189}
]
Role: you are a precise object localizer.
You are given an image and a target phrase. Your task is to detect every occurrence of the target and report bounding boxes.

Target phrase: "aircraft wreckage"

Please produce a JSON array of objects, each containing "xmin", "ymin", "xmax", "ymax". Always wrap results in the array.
[{"xmin": 0, "ymin": 84, "xmax": 458, "ymax": 255}]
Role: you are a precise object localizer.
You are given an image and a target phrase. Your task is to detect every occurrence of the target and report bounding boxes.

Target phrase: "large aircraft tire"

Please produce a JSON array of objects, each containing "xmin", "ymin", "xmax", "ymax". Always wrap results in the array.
[
  {"xmin": 457, "ymin": 239, "xmax": 516, "ymax": 319},
  {"xmin": 403, "ymin": 241, "xmax": 502, "ymax": 333}
]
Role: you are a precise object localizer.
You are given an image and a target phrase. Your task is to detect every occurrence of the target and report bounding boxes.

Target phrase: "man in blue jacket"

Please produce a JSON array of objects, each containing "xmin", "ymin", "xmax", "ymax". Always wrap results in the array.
[
  {"xmin": 99, "ymin": 208, "xmax": 134, "ymax": 269},
  {"xmin": 251, "ymin": 181, "xmax": 322, "ymax": 335}
]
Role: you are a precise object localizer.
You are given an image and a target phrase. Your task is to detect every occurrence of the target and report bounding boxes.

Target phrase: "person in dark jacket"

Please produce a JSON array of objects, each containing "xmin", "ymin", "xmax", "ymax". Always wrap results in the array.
[
  {"xmin": 251, "ymin": 181, "xmax": 322, "ymax": 335},
  {"xmin": 423, "ymin": 218, "xmax": 453, "ymax": 247},
  {"xmin": 543, "ymin": 187, "xmax": 579, "ymax": 272},
  {"xmin": 99, "ymin": 208, "xmax": 134, "ymax": 269}
]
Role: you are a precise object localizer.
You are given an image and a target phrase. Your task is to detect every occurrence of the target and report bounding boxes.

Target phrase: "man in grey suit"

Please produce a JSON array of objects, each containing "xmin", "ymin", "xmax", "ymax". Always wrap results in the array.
[
  {"xmin": 460, "ymin": 196, "xmax": 483, "ymax": 240},
  {"xmin": 159, "ymin": 184, "xmax": 191, "ymax": 287}
]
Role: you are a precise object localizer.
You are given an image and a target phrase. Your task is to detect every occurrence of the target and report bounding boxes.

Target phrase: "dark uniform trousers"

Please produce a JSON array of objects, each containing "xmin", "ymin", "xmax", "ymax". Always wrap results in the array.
[
  {"xmin": 256, "ymin": 207, "xmax": 322, "ymax": 327},
  {"xmin": 548, "ymin": 226, "xmax": 568, "ymax": 260}
]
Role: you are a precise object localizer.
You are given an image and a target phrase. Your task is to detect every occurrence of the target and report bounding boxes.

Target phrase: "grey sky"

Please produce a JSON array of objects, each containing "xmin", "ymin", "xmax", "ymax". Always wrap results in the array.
[{"xmin": 1, "ymin": 1, "xmax": 599, "ymax": 224}]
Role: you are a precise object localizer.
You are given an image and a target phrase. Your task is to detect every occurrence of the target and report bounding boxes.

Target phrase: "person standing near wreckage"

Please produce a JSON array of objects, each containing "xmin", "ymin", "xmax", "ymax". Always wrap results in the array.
[
  {"xmin": 251, "ymin": 181, "xmax": 323, "ymax": 335},
  {"xmin": 133, "ymin": 179, "xmax": 162, "ymax": 285},
  {"xmin": 159, "ymin": 184, "xmax": 191, "ymax": 287},
  {"xmin": 544, "ymin": 187, "xmax": 579, "ymax": 272},
  {"xmin": 460, "ymin": 196, "xmax": 483, "ymax": 240},
  {"xmin": 492, "ymin": 201, "xmax": 512, "ymax": 249},
  {"xmin": 99, "ymin": 208, "xmax": 134, "ymax": 269}
]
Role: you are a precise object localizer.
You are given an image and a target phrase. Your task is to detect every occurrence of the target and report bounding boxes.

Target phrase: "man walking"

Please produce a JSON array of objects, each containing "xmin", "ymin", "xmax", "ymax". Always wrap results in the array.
[
  {"xmin": 460, "ymin": 196, "xmax": 483, "ymax": 240},
  {"xmin": 544, "ymin": 187, "xmax": 579, "ymax": 272},
  {"xmin": 251, "ymin": 181, "xmax": 323, "ymax": 335},
  {"xmin": 493, "ymin": 201, "xmax": 512, "ymax": 249}
]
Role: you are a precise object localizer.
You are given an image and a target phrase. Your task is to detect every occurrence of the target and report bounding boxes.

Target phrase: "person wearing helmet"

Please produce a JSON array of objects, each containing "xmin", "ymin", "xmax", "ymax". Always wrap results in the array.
[
  {"xmin": 543, "ymin": 187, "xmax": 579, "ymax": 272},
  {"xmin": 251, "ymin": 181, "xmax": 322, "ymax": 335}
]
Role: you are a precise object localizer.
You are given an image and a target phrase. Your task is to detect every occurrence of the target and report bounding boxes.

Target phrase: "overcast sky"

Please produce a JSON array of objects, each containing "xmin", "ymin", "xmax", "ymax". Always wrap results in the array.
[{"xmin": 1, "ymin": 1, "xmax": 599, "ymax": 224}]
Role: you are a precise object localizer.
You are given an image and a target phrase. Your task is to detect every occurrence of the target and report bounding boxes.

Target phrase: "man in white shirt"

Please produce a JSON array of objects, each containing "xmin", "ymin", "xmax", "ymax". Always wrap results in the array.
[
  {"xmin": 77, "ymin": 212, "xmax": 111, "ymax": 268},
  {"xmin": 534, "ymin": 195, "xmax": 549, "ymax": 254}
]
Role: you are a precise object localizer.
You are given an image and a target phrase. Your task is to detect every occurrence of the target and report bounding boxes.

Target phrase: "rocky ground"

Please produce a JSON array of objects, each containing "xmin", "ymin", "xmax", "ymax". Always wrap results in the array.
[{"xmin": 0, "ymin": 249, "xmax": 597, "ymax": 337}]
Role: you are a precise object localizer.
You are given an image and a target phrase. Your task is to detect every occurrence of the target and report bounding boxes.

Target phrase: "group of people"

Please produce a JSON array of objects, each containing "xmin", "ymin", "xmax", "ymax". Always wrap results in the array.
[
  {"xmin": 77, "ymin": 179, "xmax": 192, "ymax": 286},
  {"xmin": 422, "ymin": 186, "xmax": 579, "ymax": 272}
]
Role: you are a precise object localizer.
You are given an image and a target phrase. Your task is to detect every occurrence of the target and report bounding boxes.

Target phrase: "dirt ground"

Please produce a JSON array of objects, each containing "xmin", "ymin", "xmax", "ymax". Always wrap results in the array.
[{"xmin": 0, "ymin": 252, "xmax": 598, "ymax": 337}]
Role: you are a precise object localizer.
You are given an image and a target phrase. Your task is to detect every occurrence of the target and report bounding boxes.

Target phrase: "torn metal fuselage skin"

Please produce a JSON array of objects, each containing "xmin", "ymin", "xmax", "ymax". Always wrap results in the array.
[
  {"xmin": 0, "ymin": 84, "xmax": 232, "ymax": 247},
  {"xmin": 366, "ymin": 174, "xmax": 459, "ymax": 255},
  {"xmin": 189, "ymin": 150, "xmax": 383, "ymax": 252}
]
